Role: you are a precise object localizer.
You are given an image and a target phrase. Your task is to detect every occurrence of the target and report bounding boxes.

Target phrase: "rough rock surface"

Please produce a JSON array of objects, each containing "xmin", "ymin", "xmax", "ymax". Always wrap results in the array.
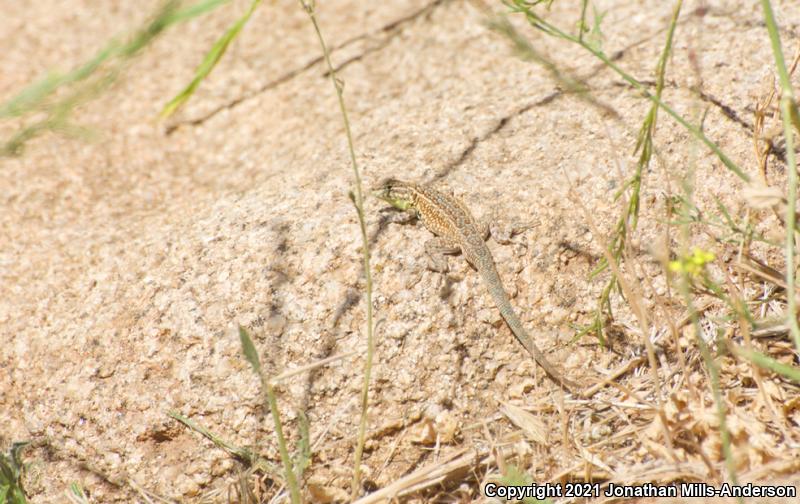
[{"xmin": 2, "ymin": 0, "xmax": 799, "ymax": 501}]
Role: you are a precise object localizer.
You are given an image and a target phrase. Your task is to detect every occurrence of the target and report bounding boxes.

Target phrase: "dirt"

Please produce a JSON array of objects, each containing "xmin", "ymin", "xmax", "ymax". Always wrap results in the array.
[{"xmin": 2, "ymin": 0, "xmax": 800, "ymax": 502}]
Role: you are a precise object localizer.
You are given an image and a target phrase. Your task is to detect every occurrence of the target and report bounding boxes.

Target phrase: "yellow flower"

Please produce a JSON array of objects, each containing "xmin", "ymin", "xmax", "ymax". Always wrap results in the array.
[{"xmin": 669, "ymin": 247, "xmax": 715, "ymax": 277}]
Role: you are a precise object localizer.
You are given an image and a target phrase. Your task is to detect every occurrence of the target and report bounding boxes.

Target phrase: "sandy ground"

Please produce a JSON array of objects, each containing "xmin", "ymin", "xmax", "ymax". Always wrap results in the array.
[{"xmin": 2, "ymin": 0, "xmax": 800, "ymax": 501}]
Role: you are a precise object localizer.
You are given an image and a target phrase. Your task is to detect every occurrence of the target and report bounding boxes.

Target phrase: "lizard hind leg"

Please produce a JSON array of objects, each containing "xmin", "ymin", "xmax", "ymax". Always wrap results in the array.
[
  {"xmin": 478, "ymin": 216, "xmax": 491, "ymax": 241},
  {"xmin": 489, "ymin": 215, "xmax": 537, "ymax": 246},
  {"xmin": 424, "ymin": 237, "xmax": 461, "ymax": 273},
  {"xmin": 478, "ymin": 211, "xmax": 517, "ymax": 245}
]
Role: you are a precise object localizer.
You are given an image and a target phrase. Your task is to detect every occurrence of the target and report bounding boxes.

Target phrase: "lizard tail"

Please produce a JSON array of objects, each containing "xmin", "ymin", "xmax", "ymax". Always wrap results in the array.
[{"xmin": 478, "ymin": 262, "xmax": 577, "ymax": 391}]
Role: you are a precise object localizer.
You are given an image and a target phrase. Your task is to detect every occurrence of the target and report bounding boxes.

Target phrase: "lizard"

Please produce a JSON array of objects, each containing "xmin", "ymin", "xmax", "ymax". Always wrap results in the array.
[{"xmin": 374, "ymin": 178, "xmax": 579, "ymax": 392}]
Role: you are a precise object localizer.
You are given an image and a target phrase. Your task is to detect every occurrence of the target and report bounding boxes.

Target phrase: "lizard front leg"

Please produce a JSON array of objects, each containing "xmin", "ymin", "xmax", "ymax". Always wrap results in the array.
[
  {"xmin": 382, "ymin": 208, "xmax": 418, "ymax": 225},
  {"xmin": 424, "ymin": 237, "xmax": 461, "ymax": 273}
]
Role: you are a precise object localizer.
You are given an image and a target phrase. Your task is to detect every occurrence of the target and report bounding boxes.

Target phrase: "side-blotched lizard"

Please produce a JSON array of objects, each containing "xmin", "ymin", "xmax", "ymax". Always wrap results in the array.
[{"xmin": 375, "ymin": 179, "xmax": 578, "ymax": 391}]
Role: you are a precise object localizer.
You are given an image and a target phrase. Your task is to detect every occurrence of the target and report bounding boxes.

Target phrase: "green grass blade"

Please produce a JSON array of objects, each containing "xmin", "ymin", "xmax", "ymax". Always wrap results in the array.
[
  {"xmin": 0, "ymin": 44, "xmax": 117, "ymax": 119},
  {"xmin": 238, "ymin": 325, "xmax": 261, "ymax": 374},
  {"xmin": 732, "ymin": 346, "xmax": 800, "ymax": 382},
  {"xmin": 168, "ymin": 410, "xmax": 257, "ymax": 463},
  {"xmin": 68, "ymin": 482, "xmax": 90, "ymax": 503},
  {"xmin": 160, "ymin": 0, "xmax": 262, "ymax": 118},
  {"xmin": 264, "ymin": 379, "xmax": 300, "ymax": 504},
  {"xmin": 293, "ymin": 410, "xmax": 311, "ymax": 480},
  {"xmin": 760, "ymin": 0, "xmax": 800, "ymax": 354},
  {"xmin": 165, "ymin": 0, "xmax": 231, "ymax": 24},
  {"xmin": 235, "ymin": 326, "xmax": 301, "ymax": 502},
  {"xmin": 0, "ymin": 443, "xmax": 29, "ymax": 504},
  {"xmin": 761, "ymin": 0, "xmax": 794, "ymax": 94}
]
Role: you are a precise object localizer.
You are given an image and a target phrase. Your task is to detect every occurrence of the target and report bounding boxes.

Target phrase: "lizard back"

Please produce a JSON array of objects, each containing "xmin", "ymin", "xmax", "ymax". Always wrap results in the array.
[{"xmin": 409, "ymin": 184, "xmax": 493, "ymax": 270}]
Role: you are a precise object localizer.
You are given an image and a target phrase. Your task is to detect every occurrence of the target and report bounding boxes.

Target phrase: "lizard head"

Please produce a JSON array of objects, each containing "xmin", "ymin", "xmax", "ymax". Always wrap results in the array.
[{"xmin": 372, "ymin": 178, "xmax": 416, "ymax": 212}]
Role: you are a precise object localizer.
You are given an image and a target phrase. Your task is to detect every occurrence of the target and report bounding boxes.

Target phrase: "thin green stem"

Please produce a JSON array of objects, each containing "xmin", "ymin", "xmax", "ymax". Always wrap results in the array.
[
  {"xmin": 297, "ymin": 1, "xmax": 375, "ymax": 499},
  {"xmin": 676, "ymin": 23, "xmax": 739, "ymax": 486},
  {"xmin": 780, "ymin": 96, "xmax": 800, "ymax": 352},
  {"xmin": 238, "ymin": 325, "xmax": 301, "ymax": 502},
  {"xmin": 677, "ymin": 158, "xmax": 739, "ymax": 488},
  {"xmin": 578, "ymin": 0, "xmax": 588, "ymax": 43},
  {"xmin": 761, "ymin": 0, "xmax": 800, "ymax": 353},
  {"xmin": 686, "ymin": 296, "xmax": 739, "ymax": 486},
  {"xmin": 264, "ymin": 379, "xmax": 301, "ymax": 504}
]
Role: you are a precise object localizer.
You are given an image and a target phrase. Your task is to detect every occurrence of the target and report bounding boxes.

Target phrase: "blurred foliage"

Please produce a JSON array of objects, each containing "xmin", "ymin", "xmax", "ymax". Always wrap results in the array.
[{"xmin": 0, "ymin": 0, "xmax": 229, "ymax": 157}]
